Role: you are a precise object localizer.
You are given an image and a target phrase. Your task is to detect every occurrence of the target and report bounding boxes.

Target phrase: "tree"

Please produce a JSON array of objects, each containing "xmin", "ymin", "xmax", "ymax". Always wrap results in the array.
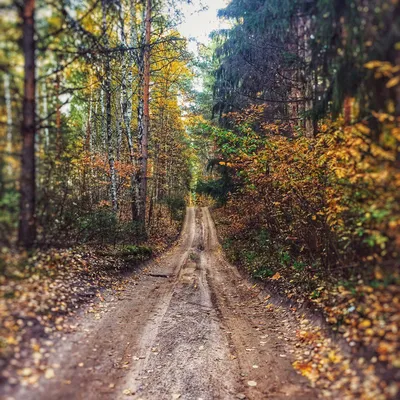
[
  {"xmin": 133, "ymin": 0, "xmax": 152, "ymax": 234},
  {"xmin": 101, "ymin": 0, "xmax": 118, "ymax": 213},
  {"xmin": 18, "ymin": 0, "xmax": 36, "ymax": 248},
  {"xmin": 0, "ymin": 0, "xmax": 193, "ymax": 246},
  {"xmin": 212, "ymin": 0, "xmax": 400, "ymax": 137}
]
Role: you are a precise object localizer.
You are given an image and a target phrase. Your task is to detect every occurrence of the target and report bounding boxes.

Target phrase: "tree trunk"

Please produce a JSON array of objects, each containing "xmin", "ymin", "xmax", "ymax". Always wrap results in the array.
[
  {"xmin": 86, "ymin": 77, "xmax": 92, "ymax": 153},
  {"xmin": 41, "ymin": 80, "xmax": 49, "ymax": 150},
  {"xmin": 102, "ymin": 0, "xmax": 118, "ymax": 213},
  {"xmin": 136, "ymin": 0, "xmax": 151, "ymax": 234},
  {"xmin": 35, "ymin": 64, "xmax": 40, "ymax": 188},
  {"xmin": 18, "ymin": 0, "xmax": 36, "ymax": 248},
  {"xmin": 116, "ymin": 92, "xmax": 122, "ymax": 161},
  {"xmin": 55, "ymin": 71, "xmax": 62, "ymax": 157},
  {"xmin": 303, "ymin": 15, "xmax": 314, "ymax": 138},
  {"xmin": 343, "ymin": 96, "xmax": 352, "ymax": 125},
  {"xmin": 4, "ymin": 72, "xmax": 13, "ymax": 176},
  {"xmin": 101, "ymin": 87, "xmax": 106, "ymax": 152},
  {"xmin": 119, "ymin": 0, "xmax": 138, "ymax": 222}
]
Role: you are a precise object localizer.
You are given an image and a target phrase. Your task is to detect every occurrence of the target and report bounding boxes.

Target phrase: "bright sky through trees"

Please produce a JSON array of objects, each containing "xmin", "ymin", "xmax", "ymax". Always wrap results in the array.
[{"xmin": 178, "ymin": 0, "xmax": 229, "ymax": 50}]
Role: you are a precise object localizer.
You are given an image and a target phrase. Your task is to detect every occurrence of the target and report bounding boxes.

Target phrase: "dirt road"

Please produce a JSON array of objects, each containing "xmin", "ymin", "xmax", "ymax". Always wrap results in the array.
[{"xmin": 13, "ymin": 208, "xmax": 317, "ymax": 400}]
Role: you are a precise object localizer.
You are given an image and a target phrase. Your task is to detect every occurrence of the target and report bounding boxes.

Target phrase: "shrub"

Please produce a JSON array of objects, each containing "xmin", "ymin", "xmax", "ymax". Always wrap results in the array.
[
  {"xmin": 0, "ymin": 189, "xmax": 19, "ymax": 245},
  {"xmin": 210, "ymin": 106, "xmax": 400, "ymax": 283},
  {"xmin": 77, "ymin": 210, "xmax": 118, "ymax": 244},
  {"xmin": 164, "ymin": 195, "xmax": 186, "ymax": 221}
]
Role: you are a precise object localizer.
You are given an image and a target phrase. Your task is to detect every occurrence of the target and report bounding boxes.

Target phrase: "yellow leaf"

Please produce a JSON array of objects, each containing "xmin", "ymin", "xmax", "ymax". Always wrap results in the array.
[
  {"xmin": 328, "ymin": 350, "xmax": 342, "ymax": 363},
  {"xmin": 364, "ymin": 60, "xmax": 384, "ymax": 69},
  {"xmin": 392, "ymin": 358, "xmax": 400, "ymax": 368},
  {"xmin": 44, "ymin": 368, "xmax": 55, "ymax": 379},
  {"xmin": 374, "ymin": 268, "xmax": 383, "ymax": 280},
  {"xmin": 388, "ymin": 100, "xmax": 396, "ymax": 114},
  {"xmin": 293, "ymin": 361, "xmax": 318, "ymax": 381},
  {"xmin": 270, "ymin": 272, "xmax": 282, "ymax": 281},
  {"xmin": 19, "ymin": 368, "xmax": 33, "ymax": 377},
  {"xmin": 386, "ymin": 75, "xmax": 400, "ymax": 88},
  {"xmin": 377, "ymin": 341, "xmax": 394, "ymax": 355},
  {"xmin": 6, "ymin": 336, "xmax": 18, "ymax": 345},
  {"xmin": 359, "ymin": 319, "xmax": 372, "ymax": 329},
  {"xmin": 355, "ymin": 123, "xmax": 370, "ymax": 135}
]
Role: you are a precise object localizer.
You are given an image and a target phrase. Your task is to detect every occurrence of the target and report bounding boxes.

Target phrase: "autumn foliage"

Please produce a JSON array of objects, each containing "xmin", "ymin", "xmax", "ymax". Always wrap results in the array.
[
  {"xmin": 201, "ymin": 73, "xmax": 400, "ymax": 395},
  {"xmin": 207, "ymin": 101, "xmax": 399, "ymax": 280}
]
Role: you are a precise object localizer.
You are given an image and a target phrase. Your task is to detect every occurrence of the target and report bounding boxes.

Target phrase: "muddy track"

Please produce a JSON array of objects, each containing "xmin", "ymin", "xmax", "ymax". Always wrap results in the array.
[{"xmin": 10, "ymin": 207, "xmax": 317, "ymax": 400}]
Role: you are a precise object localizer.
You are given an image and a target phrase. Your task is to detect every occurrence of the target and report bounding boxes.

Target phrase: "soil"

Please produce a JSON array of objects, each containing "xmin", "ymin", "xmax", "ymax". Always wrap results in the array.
[{"xmin": 8, "ymin": 208, "xmax": 318, "ymax": 400}]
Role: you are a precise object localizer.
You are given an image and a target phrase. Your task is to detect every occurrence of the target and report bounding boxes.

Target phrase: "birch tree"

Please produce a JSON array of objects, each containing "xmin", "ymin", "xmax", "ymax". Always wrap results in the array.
[
  {"xmin": 135, "ymin": 0, "xmax": 152, "ymax": 233},
  {"xmin": 101, "ymin": 0, "xmax": 118, "ymax": 213},
  {"xmin": 119, "ymin": 0, "xmax": 137, "ymax": 221},
  {"xmin": 4, "ymin": 72, "xmax": 13, "ymax": 175}
]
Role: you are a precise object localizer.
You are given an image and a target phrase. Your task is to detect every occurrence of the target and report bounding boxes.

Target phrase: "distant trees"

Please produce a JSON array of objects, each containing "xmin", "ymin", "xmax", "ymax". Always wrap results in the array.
[
  {"xmin": 213, "ymin": 0, "xmax": 313, "ymax": 133},
  {"xmin": 212, "ymin": 0, "xmax": 400, "ymax": 136},
  {"xmin": 202, "ymin": 0, "xmax": 400, "ymax": 296}
]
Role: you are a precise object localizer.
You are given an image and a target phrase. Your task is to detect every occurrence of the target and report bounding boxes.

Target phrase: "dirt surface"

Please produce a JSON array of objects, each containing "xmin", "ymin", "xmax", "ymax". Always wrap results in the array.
[{"xmin": 7, "ymin": 207, "xmax": 317, "ymax": 400}]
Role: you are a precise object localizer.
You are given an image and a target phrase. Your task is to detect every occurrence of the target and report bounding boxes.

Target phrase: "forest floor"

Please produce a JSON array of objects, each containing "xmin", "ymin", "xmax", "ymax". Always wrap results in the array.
[
  {"xmin": 212, "ymin": 208, "xmax": 400, "ymax": 400},
  {"xmin": 1, "ymin": 207, "xmax": 320, "ymax": 400}
]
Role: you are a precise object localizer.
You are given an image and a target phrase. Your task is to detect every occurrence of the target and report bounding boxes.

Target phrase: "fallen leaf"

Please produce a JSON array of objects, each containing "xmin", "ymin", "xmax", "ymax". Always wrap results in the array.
[
  {"xmin": 270, "ymin": 272, "xmax": 282, "ymax": 281},
  {"xmin": 44, "ymin": 368, "xmax": 55, "ymax": 379},
  {"xmin": 20, "ymin": 368, "xmax": 33, "ymax": 377}
]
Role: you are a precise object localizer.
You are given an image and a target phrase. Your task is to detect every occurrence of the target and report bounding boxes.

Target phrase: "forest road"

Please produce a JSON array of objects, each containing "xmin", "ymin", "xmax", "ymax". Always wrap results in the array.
[{"xmin": 15, "ymin": 207, "xmax": 317, "ymax": 400}]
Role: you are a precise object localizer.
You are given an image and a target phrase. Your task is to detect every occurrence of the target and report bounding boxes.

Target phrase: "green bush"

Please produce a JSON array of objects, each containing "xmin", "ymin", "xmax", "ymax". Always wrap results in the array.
[
  {"xmin": 77, "ymin": 210, "xmax": 118, "ymax": 243},
  {"xmin": 164, "ymin": 195, "xmax": 186, "ymax": 221},
  {"xmin": 0, "ymin": 189, "xmax": 19, "ymax": 245},
  {"xmin": 120, "ymin": 245, "xmax": 152, "ymax": 260}
]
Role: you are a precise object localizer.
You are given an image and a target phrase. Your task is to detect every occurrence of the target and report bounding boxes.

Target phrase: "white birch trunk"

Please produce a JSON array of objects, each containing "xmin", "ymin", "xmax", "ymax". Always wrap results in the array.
[
  {"xmin": 116, "ymin": 92, "xmax": 122, "ymax": 161},
  {"xmin": 119, "ymin": 0, "xmax": 140, "ymax": 221},
  {"xmin": 4, "ymin": 72, "xmax": 13, "ymax": 177},
  {"xmin": 120, "ymin": 0, "xmax": 134, "ymax": 162},
  {"xmin": 86, "ymin": 74, "xmax": 93, "ymax": 153},
  {"xmin": 101, "ymin": 88, "xmax": 106, "ymax": 152},
  {"xmin": 136, "ymin": 0, "xmax": 151, "ymax": 231},
  {"xmin": 102, "ymin": 0, "xmax": 118, "ymax": 213},
  {"xmin": 4, "ymin": 73, "xmax": 12, "ymax": 156},
  {"xmin": 42, "ymin": 80, "xmax": 49, "ymax": 150}
]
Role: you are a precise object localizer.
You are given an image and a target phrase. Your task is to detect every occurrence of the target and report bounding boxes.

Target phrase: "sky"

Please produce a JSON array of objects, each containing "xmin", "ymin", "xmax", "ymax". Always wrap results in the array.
[{"xmin": 178, "ymin": 0, "xmax": 230, "ymax": 51}]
